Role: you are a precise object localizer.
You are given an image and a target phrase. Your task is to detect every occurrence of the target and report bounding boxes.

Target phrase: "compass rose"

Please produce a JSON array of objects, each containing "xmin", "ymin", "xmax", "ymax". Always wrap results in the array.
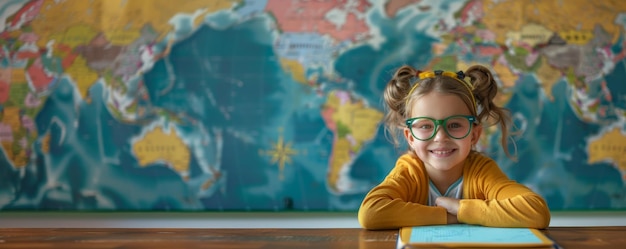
[{"xmin": 260, "ymin": 128, "xmax": 298, "ymax": 180}]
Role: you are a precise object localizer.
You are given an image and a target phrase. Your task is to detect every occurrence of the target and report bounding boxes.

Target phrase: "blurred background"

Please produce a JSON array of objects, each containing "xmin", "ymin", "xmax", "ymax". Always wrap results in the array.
[{"xmin": 0, "ymin": 0, "xmax": 625, "ymax": 226}]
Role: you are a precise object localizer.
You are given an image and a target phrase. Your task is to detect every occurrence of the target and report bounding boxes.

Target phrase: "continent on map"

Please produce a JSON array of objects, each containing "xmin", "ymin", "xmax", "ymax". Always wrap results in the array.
[
  {"xmin": 481, "ymin": 0, "xmax": 626, "ymax": 44},
  {"xmin": 588, "ymin": 128, "xmax": 626, "ymax": 179},
  {"xmin": 26, "ymin": 0, "xmax": 241, "ymax": 47},
  {"xmin": 0, "ymin": 107, "xmax": 30, "ymax": 167},
  {"xmin": 0, "ymin": 57, "xmax": 41, "ymax": 169},
  {"xmin": 266, "ymin": 0, "xmax": 371, "ymax": 42},
  {"xmin": 437, "ymin": 0, "xmax": 625, "ymax": 124},
  {"xmin": 474, "ymin": 0, "xmax": 626, "ymax": 85},
  {"xmin": 321, "ymin": 90, "xmax": 383, "ymax": 193},
  {"xmin": 133, "ymin": 126, "xmax": 190, "ymax": 176}
]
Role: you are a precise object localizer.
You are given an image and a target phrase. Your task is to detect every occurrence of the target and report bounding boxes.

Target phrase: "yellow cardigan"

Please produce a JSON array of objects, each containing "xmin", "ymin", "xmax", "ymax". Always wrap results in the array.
[{"xmin": 358, "ymin": 152, "xmax": 551, "ymax": 230}]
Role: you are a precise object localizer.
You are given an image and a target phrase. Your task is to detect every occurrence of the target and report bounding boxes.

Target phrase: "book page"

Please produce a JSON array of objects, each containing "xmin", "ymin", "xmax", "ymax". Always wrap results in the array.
[{"xmin": 402, "ymin": 224, "xmax": 553, "ymax": 247}]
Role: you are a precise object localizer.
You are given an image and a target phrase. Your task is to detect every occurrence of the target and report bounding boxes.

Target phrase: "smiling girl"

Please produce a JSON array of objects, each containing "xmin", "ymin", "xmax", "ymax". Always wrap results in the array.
[{"xmin": 358, "ymin": 65, "xmax": 551, "ymax": 230}]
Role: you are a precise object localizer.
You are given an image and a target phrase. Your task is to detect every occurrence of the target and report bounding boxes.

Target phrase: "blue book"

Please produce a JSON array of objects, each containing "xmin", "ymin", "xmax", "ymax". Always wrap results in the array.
[{"xmin": 398, "ymin": 224, "xmax": 556, "ymax": 248}]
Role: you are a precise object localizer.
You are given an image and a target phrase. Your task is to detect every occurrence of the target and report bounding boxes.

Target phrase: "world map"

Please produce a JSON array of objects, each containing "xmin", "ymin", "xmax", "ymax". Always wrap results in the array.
[{"xmin": 0, "ymin": 0, "xmax": 625, "ymax": 211}]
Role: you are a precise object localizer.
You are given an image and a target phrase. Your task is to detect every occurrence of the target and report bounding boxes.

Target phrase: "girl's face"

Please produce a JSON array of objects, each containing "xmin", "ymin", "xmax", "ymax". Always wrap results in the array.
[{"xmin": 404, "ymin": 91, "xmax": 482, "ymax": 173}]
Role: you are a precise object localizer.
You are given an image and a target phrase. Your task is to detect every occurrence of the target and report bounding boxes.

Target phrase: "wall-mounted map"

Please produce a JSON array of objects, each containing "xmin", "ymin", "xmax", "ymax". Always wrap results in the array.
[{"xmin": 0, "ymin": 0, "xmax": 625, "ymax": 211}]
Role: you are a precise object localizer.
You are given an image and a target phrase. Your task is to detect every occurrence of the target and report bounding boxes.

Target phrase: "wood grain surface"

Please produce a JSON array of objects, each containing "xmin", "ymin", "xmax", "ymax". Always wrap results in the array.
[{"xmin": 0, "ymin": 226, "xmax": 623, "ymax": 248}]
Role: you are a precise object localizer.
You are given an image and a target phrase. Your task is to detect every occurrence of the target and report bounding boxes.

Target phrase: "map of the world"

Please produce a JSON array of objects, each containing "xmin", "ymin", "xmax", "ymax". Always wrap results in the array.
[{"xmin": 1, "ymin": 0, "xmax": 625, "ymax": 211}]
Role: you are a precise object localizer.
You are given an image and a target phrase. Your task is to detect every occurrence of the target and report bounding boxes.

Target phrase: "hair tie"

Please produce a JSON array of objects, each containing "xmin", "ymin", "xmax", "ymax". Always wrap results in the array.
[{"xmin": 456, "ymin": 71, "xmax": 465, "ymax": 80}]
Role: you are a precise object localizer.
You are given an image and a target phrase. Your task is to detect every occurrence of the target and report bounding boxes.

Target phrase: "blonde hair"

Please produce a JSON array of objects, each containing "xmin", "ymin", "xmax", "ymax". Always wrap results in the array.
[{"xmin": 382, "ymin": 65, "xmax": 515, "ymax": 159}]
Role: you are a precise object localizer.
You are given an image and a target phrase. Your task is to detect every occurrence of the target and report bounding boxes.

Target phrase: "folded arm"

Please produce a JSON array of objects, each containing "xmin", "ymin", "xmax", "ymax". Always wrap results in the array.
[
  {"xmin": 458, "ymin": 160, "xmax": 551, "ymax": 229},
  {"xmin": 358, "ymin": 173, "xmax": 448, "ymax": 230}
]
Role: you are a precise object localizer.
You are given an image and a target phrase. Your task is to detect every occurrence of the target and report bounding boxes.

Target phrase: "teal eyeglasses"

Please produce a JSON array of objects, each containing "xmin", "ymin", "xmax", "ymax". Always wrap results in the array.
[{"xmin": 405, "ymin": 115, "xmax": 477, "ymax": 141}]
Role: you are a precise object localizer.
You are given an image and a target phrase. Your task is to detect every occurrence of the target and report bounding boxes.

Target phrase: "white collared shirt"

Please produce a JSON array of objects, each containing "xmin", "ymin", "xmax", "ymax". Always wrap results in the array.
[{"xmin": 428, "ymin": 177, "xmax": 463, "ymax": 206}]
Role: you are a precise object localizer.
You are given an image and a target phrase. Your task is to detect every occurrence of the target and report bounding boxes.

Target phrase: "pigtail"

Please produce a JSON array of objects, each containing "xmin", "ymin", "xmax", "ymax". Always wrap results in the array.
[
  {"xmin": 465, "ymin": 65, "xmax": 516, "ymax": 160},
  {"xmin": 383, "ymin": 65, "xmax": 417, "ymax": 147}
]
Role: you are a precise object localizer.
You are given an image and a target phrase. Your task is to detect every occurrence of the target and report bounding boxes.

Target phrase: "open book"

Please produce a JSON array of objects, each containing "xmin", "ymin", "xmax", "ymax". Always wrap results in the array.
[{"xmin": 398, "ymin": 224, "xmax": 556, "ymax": 248}]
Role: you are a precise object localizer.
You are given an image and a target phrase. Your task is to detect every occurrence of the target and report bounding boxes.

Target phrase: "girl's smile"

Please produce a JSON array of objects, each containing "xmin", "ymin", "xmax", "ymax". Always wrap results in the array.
[{"xmin": 429, "ymin": 148, "xmax": 456, "ymax": 157}]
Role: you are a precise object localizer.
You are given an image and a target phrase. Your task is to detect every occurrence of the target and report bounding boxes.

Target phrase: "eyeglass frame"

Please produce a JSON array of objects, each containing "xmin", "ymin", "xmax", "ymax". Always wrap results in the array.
[{"xmin": 405, "ymin": 115, "xmax": 477, "ymax": 141}]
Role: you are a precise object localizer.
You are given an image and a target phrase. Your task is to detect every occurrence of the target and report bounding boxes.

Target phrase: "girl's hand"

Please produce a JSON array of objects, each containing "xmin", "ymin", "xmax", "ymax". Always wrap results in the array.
[
  {"xmin": 436, "ymin": 197, "xmax": 460, "ymax": 224},
  {"xmin": 435, "ymin": 197, "xmax": 460, "ymax": 215}
]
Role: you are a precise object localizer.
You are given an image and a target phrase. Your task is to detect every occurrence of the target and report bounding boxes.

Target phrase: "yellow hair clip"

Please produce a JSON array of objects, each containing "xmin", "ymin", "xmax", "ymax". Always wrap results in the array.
[
  {"xmin": 418, "ymin": 70, "xmax": 461, "ymax": 80},
  {"xmin": 406, "ymin": 70, "xmax": 477, "ymax": 113}
]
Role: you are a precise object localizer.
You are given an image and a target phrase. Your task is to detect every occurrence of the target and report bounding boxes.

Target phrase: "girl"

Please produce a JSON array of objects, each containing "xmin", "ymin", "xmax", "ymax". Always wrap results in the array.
[{"xmin": 358, "ymin": 65, "xmax": 550, "ymax": 230}]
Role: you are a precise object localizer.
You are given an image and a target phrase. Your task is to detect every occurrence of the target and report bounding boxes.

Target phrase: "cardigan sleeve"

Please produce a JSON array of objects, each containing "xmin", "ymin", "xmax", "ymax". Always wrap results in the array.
[
  {"xmin": 358, "ymin": 154, "xmax": 448, "ymax": 230},
  {"xmin": 457, "ymin": 154, "xmax": 551, "ymax": 229}
]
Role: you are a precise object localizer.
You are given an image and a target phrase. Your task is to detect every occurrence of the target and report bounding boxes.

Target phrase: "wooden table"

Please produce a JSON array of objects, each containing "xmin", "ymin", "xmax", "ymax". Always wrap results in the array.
[{"xmin": 0, "ymin": 227, "xmax": 624, "ymax": 248}]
